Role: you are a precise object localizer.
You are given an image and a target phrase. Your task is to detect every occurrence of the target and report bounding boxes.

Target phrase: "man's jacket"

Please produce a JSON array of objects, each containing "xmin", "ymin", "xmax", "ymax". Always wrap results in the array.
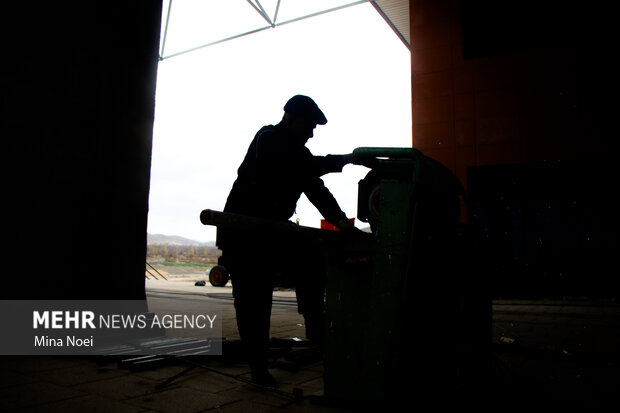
[{"xmin": 218, "ymin": 123, "xmax": 348, "ymax": 247}]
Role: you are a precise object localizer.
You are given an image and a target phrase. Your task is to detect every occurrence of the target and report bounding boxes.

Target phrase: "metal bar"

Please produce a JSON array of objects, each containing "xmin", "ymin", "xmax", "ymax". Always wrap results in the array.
[
  {"xmin": 200, "ymin": 209, "xmax": 329, "ymax": 239},
  {"xmin": 254, "ymin": 0, "xmax": 274, "ymax": 26},
  {"xmin": 159, "ymin": 0, "xmax": 371, "ymax": 60},
  {"xmin": 274, "ymin": 0, "xmax": 370, "ymax": 28},
  {"xmin": 173, "ymin": 356, "xmax": 303, "ymax": 400},
  {"xmin": 200, "ymin": 209, "xmax": 373, "ymax": 247},
  {"xmin": 155, "ymin": 365, "xmax": 197, "ymax": 390},
  {"xmin": 353, "ymin": 147, "xmax": 419, "ymax": 159},
  {"xmin": 246, "ymin": 0, "xmax": 272, "ymax": 26},
  {"xmin": 146, "ymin": 262, "xmax": 168, "ymax": 280},
  {"xmin": 145, "ymin": 268, "xmax": 158, "ymax": 280},
  {"xmin": 159, "ymin": 0, "xmax": 174, "ymax": 59},
  {"xmin": 351, "ymin": 147, "xmax": 420, "ymax": 167},
  {"xmin": 273, "ymin": 0, "xmax": 281, "ymax": 24},
  {"xmin": 160, "ymin": 24, "xmax": 272, "ymax": 60}
]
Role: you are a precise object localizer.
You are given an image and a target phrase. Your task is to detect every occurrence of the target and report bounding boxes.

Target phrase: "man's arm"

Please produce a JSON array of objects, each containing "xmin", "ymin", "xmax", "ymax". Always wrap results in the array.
[
  {"xmin": 303, "ymin": 177, "xmax": 349, "ymax": 228},
  {"xmin": 307, "ymin": 153, "xmax": 356, "ymax": 177}
]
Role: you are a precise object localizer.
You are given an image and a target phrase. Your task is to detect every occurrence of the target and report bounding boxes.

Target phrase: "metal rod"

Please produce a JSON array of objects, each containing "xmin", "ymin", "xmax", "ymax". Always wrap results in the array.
[
  {"xmin": 199, "ymin": 209, "xmax": 373, "ymax": 246},
  {"xmin": 353, "ymin": 147, "xmax": 419, "ymax": 159},
  {"xmin": 145, "ymin": 268, "xmax": 158, "ymax": 280},
  {"xmin": 200, "ymin": 209, "xmax": 329, "ymax": 239},
  {"xmin": 160, "ymin": 0, "xmax": 371, "ymax": 60},
  {"xmin": 155, "ymin": 364, "xmax": 196, "ymax": 390},
  {"xmin": 274, "ymin": 0, "xmax": 370, "ymax": 28},
  {"xmin": 246, "ymin": 0, "xmax": 272, "ymax": 26},
  {"xmin": 173, "ymin": 356, "xmax": 303, "ymax": 401},
  {"xmin": 273, "ymin": 0, "xmax": 282, "ymax": 24},
  {"xmin": 159, "ymin": 0, "xmax": 173, "ymax": 60},
  {"xmin": 146, "ymin": 261, "xmax": 168, "ymax": 280},
  {"xmin": 160, "ymin": 25, "xmax": 272, "ymax": 60},
  {"xmin": 254, "ymin": 0, "xmax": 274, "ymax": 26}
]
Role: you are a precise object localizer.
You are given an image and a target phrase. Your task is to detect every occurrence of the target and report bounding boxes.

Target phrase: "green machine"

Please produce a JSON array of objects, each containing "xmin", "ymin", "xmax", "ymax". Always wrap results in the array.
[{"xmin": 323, "ymin": 147, "xmax": 488, "ymax": 407}]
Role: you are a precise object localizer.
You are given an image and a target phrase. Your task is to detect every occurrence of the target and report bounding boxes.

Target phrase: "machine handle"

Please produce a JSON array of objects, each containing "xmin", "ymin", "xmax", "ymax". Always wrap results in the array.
[{"xmin": 352, "ymin": 147, "xmax": 423, "ymax": 167}]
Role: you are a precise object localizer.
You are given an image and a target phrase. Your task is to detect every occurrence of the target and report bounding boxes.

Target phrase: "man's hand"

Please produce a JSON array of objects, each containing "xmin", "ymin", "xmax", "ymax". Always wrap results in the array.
[
  {"xmin": 336, "ymin": 218, "xmax": 365, "ymax": 235},
  {"xmin": 338, "ymin": 153, "xmax": 362, "ymax": 166},
  {"xmin": 337, "ymin": 218, "xmax": 354, "ymax": 230}
]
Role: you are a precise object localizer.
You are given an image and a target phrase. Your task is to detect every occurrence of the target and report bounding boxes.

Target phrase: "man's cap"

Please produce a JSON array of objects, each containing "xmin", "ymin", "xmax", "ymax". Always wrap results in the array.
[{"xmin": 283, "ymin": 95, "xmax": 327, "ymax": 125}]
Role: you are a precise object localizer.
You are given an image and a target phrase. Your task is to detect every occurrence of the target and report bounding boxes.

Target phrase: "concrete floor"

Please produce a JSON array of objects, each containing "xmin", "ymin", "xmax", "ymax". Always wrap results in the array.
[{"xmin": 1, "ymin": 279, "xmax": 618, "ymax": 411}]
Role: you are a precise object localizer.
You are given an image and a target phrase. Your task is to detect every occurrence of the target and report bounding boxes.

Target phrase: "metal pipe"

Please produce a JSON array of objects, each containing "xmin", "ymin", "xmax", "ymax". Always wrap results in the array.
[
  {"xmin": 159, "ymin": 0, "xmax": 371, "ymax": 60},
  {"xmin": 159, "ymin": 0, "xmax": 174, "ymax": 59},
  {"xmin": 274, "ymin": 0, "xmax": 370, "ymax": 28},
  {"xmin": 160, "ymin": 25, "xmax": 273, "ymax": 60},
  {"xmin": 200, "ymin": 209, "xmax": 329, "ymax": 239},
  {"xmin": 352, "ymin": 147, "xmax": 420, "ymax": 159},
  {"xmin": 146, "ymin": 261, "xmax": 168, "ymax": 280},
  {"xmin": 199, "ymin": 209, "xmax": 372, "ymax": 243},
  {"xmin": 273, "ymin": 0, "xmax": 281, "ymax": 24},
  {"xmin": 352, "ymin": 147, "xmax": 423, "ymax": 168},
  {"xmin": 247, "ymin": 0, "xmax": 273, "ymax": 26}
]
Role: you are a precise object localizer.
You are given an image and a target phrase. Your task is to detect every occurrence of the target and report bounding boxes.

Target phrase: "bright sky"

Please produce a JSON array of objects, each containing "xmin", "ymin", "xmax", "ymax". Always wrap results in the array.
[{"xmin": 147, "ymin": 1, "xmax": 412, "ymax": 243}]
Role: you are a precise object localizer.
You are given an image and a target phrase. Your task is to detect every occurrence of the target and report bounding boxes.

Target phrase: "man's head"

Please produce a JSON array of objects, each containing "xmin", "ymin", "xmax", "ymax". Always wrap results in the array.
[
  {"xmin": 282, "ymin": 95, "xmax": 327, "ymax": 145},
  {"xmin": 284, "ymin": 95, "xmax": 327, "ymax": 125}
]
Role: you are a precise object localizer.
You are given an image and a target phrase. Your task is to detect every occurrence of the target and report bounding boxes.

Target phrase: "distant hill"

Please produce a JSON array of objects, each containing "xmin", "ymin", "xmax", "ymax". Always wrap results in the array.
[{"xmin": 147, "ymin": 233, "xmax": 214, "ymax": 246}]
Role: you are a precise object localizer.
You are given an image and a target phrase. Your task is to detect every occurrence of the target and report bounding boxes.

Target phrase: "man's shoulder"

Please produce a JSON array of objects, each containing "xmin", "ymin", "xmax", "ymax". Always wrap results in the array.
[
  {"xmin": 254, "ymin": 124, "xmax": 287, "ymax": 147},
  {"xmin": 255, "ymin": 124, "xmax": 278, "ymax": 136}
]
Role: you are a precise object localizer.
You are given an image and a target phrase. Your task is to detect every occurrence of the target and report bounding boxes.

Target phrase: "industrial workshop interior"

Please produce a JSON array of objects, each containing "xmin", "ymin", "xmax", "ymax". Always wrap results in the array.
[{"xmin": 3, "ymin": 0, "xmax": 619, "ymax": 411}]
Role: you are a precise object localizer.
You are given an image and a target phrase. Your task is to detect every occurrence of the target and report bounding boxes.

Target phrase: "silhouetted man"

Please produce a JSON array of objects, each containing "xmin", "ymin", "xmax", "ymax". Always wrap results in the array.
[{"xmin": 217, "ymin": 95, "xmax": 358, "ymax": 385}]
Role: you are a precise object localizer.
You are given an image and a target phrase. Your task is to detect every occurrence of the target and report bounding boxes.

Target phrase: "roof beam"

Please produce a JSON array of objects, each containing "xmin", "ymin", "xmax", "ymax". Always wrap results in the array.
[
  {"xmin": 247, "ymin": 0, "xmax": 274, "ymax": 26},
  {"xmin": 159, "ymin": 0, "xmax": 372, "ymax": 60}
]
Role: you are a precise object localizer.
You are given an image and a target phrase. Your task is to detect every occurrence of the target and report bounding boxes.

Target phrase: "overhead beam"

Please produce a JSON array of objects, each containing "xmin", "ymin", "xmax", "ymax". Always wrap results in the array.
[{"xmin": 159, "ymin": 0, "xmax": 371, "ymax": 60}]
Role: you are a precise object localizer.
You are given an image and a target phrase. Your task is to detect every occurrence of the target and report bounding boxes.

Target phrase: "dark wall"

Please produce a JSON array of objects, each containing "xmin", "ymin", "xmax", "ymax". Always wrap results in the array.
[
  {"xmin": 461, "ymin": 0, "xmax": 579, "ymax": 60},
  {"xmin": 411, "ymin": 0, "xmax": 618, "ymax": 179},
  {"xmin": 459, "ymin": 1, "xmax": 618, "ymax": 298},
  {"xmin": 410, "ymin": 0, "xmax": 618, "ymax": 298},
  {"xmin": 3, "ymin": 1, "xmax": 162, "ymax": 299},
  {"xmin": 468, "ymin": 160, "xmax": 617, "ymax": 298}
]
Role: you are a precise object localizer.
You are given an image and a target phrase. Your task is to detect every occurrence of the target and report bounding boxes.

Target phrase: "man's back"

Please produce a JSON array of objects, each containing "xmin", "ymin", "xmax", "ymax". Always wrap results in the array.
[{"xmin": 223, "ymin": 123, "xmax": 348, "ymax": 224}]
